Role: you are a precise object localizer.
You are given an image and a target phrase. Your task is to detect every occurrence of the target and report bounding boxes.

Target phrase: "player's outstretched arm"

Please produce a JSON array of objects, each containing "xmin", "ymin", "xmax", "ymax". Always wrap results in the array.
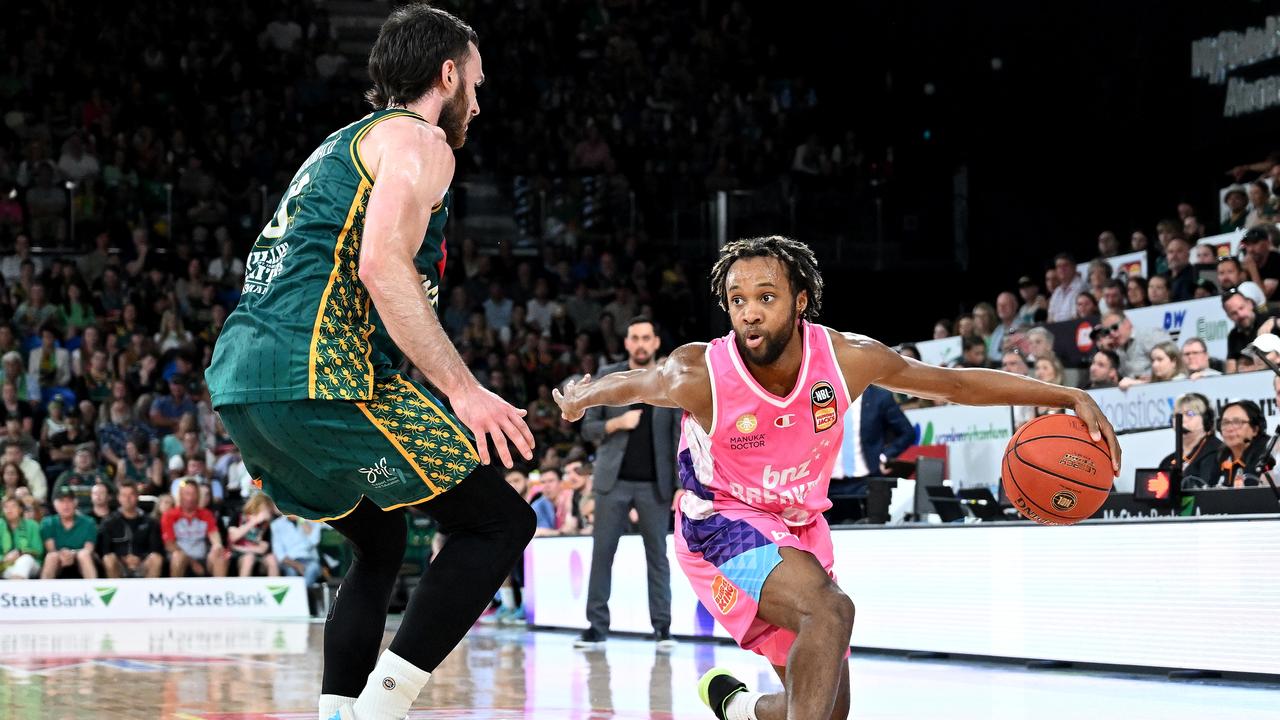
[
  {"xmin": 833, "ymin": 330, "xmax": 1120, "ymax": 473},
  {"xmin": 358, "ymin": 119, "xmax": 533, "ymax": 468},
  {"xmin": 554, "ymin": 343, "xmax": 709, "ymax": 422}
]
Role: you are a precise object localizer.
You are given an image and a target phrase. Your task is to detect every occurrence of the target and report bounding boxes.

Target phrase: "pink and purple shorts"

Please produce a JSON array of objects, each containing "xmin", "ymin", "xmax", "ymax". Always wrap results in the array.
[{"xmin": 674, "ymin": 500, "xmax": 844, "ymax": 667}]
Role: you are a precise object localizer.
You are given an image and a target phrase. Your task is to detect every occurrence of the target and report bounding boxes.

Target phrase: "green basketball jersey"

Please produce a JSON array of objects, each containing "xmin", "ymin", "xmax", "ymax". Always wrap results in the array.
[{"xmin": 207, "ymin": 109, "xmax": 451, "ymax": 405}]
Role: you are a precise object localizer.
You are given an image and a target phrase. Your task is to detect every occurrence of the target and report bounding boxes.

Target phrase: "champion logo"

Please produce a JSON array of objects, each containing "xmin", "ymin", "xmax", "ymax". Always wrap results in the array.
[{"xmin": 774, "ymin": 414, "xmax": 796, "ymax": 428}]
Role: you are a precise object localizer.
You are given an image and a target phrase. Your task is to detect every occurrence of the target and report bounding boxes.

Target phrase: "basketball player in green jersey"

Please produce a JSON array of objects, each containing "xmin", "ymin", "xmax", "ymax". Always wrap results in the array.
[{"xmin": 206, "ymin": 7, "xmax": 536, "ymax": 719}]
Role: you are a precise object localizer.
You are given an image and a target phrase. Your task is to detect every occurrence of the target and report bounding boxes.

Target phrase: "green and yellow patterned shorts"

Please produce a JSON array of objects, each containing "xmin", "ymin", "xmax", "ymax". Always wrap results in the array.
[{"xmin": 217, "ymin": 375, "xmax": 479, "ymax": 521}]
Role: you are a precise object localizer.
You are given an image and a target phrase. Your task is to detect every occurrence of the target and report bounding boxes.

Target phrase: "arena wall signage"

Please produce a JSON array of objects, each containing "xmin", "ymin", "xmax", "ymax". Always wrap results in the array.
[
  {"xmin": 1190, "ymin": 15, "xmax": 1280, "ymax": 116},
  {"xmin": 0, "ymin": 577, "xmax": 308, "ymax": 622},
  {"xmin": 1124, "ymin": 296, "xmax": 1231, "ymax": 359},
  {"xmin": 915, "ymin": 336, "xmax": 961, "ymax": 367},
  {"xmin": 527, "ymin": 520, "xmax": 1280, "ymax": 674},
  {"xmin": 1075, "ymin": 250, "xmax": 1147, "ymax": 282}
]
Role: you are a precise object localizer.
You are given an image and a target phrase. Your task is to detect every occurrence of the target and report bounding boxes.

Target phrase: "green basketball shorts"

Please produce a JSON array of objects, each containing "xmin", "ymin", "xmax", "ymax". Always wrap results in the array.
[{"xmin": 217, "ymin": 375, "xmax": 479, "ymax": 521}]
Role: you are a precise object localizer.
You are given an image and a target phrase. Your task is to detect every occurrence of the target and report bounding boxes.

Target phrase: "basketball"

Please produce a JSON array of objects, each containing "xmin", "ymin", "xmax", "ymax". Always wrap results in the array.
[{"xmin": 1002, "ymin": 414, "xmax": 1114, "ymax": 525}]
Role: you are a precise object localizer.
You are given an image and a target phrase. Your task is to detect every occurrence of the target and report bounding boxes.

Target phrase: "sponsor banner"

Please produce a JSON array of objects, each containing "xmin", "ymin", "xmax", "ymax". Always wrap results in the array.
[
  {"xmin": 1087, "ymin": 369, "xmax": 1275, "ymax": 433},
  {"xmin": 915, "ymin": 336, "xmax": 961, "ymax": 367},
  {"xmin": 1045, "ymin": 316, "xmax": 1101, "ymax": 367},
  {"xmin": 1124, "ymin": 296, "xmax": 1231, "ymax": 359},
  {"xmin": 0, "ymin": 577, "xmax": 308, "ymax": 622},
  {"xmin": 526, "ymin": 519, "xmax": 1280, "ymax": 674},
  {"xmin": 1076, "ymin": 250, "xmax": 1147, "ymax": 281},
  {"xmin": 903, "ymin": 403, "xmax": 1014, "ymax": 446}
]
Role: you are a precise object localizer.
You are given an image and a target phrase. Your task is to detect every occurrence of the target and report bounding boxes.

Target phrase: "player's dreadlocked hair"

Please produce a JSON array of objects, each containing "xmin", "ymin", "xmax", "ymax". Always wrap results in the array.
[{"xmin": 709, "ymin": 236, "xmax": 823, "ymax": 321}]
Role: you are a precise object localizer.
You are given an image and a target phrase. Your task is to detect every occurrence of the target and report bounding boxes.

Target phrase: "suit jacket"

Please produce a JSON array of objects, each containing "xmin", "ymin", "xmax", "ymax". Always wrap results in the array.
[
  {"xmin": 834, "ymin": 385, "xmax": 914, "ymax": 478},
  {"xmin": 580, "ymin": 361, "xmax": 681, "ymax": 500}
]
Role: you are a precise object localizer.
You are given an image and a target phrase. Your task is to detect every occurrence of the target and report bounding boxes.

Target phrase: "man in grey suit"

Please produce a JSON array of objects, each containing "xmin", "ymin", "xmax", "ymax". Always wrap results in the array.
[{"xmin": 575, "ymin": 316, "xmax": 681, "ymax": 648}]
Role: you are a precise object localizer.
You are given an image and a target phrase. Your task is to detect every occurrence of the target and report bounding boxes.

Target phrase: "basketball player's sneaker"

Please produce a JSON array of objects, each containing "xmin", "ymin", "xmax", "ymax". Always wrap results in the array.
[{"xmin": 698, "ymin": 667, "xmax": 748, "ymax": 720}]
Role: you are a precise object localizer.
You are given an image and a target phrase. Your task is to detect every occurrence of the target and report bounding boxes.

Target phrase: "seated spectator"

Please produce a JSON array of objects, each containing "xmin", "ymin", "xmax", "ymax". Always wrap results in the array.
[
  {"xmin": 2, "ymin": 461, "xmax": 26, "ymax": 499},
  {"xmin": 1, "ymin": 494, "xmax": 43, "ymax": 579},
  {"xmin": 1193, "ymin": 243, "xmax": 1217, "ymax": 265},
  {"xmin": 161, "ymin": 479, "xmax": 229, "ymax": 577},
  {"xmin": 58, "ymin": 283, "xmax": 96, "ymax": 338},
  {"xmin": 1240, "ymin": 225, "xmax": 1280, "ymax": 299},
  {"xmin": 1074, "ymin": 291, "xmax": 1100, "ymax": 321},
  {"xmin": 149, "ymin": 374, "xmax": 197, "ymax": 438},
  {"xmin": 28, "ymin": 326, "xmax": 71, "ymax": 391},
  {"xmin": 954, "ymin": 313, "xmax": 976, "ymax": 339},
  {"xmin": 1023, "ymin": 327, "xmax": 1055, "ymax": 362},
  {"xmin": 1181, "ymin": 337, "xmax": 1223, "ymax": 379},
  {"xmin": 1246, "ymin": 180, "xmax": 1278, "ymax": 228},
  {"xmin": 0, "ymin": 382, "xmax": 34, "ymax": 436},
  {"xmin": 1085, "ymin": 260, "xmax": 1111, "ymax": 303},
  {"xmin": 116, "ymin": 439, "xmax": 165, "ymax": 495},
  {"xmin": 44, "ymin": 410, "xmax": 94, "ymax": 478},
  {"xmin": 1000, "ymin": 349, "xmax": 1030, "ymax": 376},
  {"xmin": 40, "ymin": 486, "xmax": 98, "ymax": 579},
  {"xmin": 1087, "ymin": 350, "xmax": 1121, "ymax": 389},
  {"xmin": 1194, "ymin": 278, "xmax": 1218, "ymax": 299},
  {"xmin": 0, "ymin": 353, "xmax": 38, "ymax": 401},
  {"xmin": 1160, "ymin": 393, "xmax": 1223, "ymax": 486},
  {"xmin": 958, "ymin": 335, "xmax": 991, "ymax": 369},
  {"xmin": 97, "ymin": 481, "xmax": 163, "ymax": 579},
  {"xmin": 1119, "ymin": 341, "xmax": 1187, "ymax": 389},
  {"xmin": 1214, "ymin": 401, "xmax": 1271, "ymax": 487},
  {"xmin": 1164, "ymin": 238, "xmax": 1195, "ymax": 302},
  {"xmin": 52, "ymin": 446, "xmax": 111, "ymax": 514},
  {"xmin": 1184, "ymin": 215, "xmax": 1206, "ymax": 241},
  {"xmin": 988, "ymin": 292, "xmax": 1022, "ymax": 362},
  {"xmin": 1092, "ymin": 311, "xmax": 1171, "ymax": 380},
  {"xmin": 13, "ymin": 283, "xmax": 58, "ymax": 338},
  {"xmin": 931, "ymin": 319, "xmax": 952, "ymax": 339},
  {"xmin": 530, "ymin": 467, "xmax": 568, "ymax": 537},
  {"xmin": 3, "ymin": 442, "xmax": 46, "ymax": 504},
  {"xmin": 1223, "ymin": 286, "xmax": 1280, "ymax": 373},
  {"xmin": 1097, "ymin": 230, "xmax": 1120, "ymax": 259},
  {"xmin": 270, "ymin": 513, "xmax": 323, "ymax": 587},
  {"xmin": 41, "ymin": 396, "xmax": 70, "ymax": 447},
  {"xmin": 1131, "ymin": 272, "xmax": 1152, "ymax": 307},
  {"xmin": 1033, "ymin": 353, "xmax": 1068, "ymax": 416},
  {"xmin": 5, "ymin": 418, "xmax": 38, "ymax": 461},
  {"xmin": 1147, "ymin": 274, "xmax": 1171, "ymax": 305},
  {"xmin": 1218, "ymin": 256, "xmax": 1246, "ymax": 293},
  {"xmin": 1015, "ymin": 276, "xmax": 1047, "ymax": 327},
  {"xmin": 1100, "ymin": 279, "xmax": 1126, "ymax": 315},
  {"xmin": 1048, "ymin": 253, "xmax": 1087, "ymax": 322},
  {"xmin": 88, "ymin": 481, "xmax": 114, "ymax": 524},
  {"xmin": 227, "ymin": 493, "xmax": 279, "ymax": 577}
]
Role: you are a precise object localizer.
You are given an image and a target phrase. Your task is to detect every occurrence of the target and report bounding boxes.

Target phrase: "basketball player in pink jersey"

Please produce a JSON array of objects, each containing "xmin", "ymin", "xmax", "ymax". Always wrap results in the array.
[{"xmin": 554, "ymin": 236, "xmax": 1120, "ymax": 720}]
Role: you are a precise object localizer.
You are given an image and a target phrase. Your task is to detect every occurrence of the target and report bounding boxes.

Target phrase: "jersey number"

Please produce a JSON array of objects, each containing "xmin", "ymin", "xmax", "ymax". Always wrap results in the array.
[{"xmin": 260, "ymin": 172, "xmax": 311, "ymax": 240}]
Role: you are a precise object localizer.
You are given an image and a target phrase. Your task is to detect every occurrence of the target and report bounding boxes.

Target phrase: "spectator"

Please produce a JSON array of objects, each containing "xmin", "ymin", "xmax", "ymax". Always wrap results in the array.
[
  {"xmin": 13, "ymin": 283, "xmax": 59, "ymax": 337},
  {"xmin": 57, "ymin": 134, "xmax": 100, "ymax": 183},
  {"xmin": 988, "ymin": 291, "xmax": 1022, "ymax": 362},
  {"xmin": 1183, "ymin": 215, "xmax": 1205, "ymax": 242},
  {"xmin": 1240, "ymin": 225, "xmax": 1280, "ymax": 300},
  {"xmin": 97, "ymin": 480, "xmax": 164, "ymax": 579},
  {"xmin": 227, "ymin": 493, "xmax": 280, "ymax": 577},
  {"xmin": 1085, "ymin": 259, "xmax": 1111, "ymax": 302},
  {"xmin": 1033, "ymin": 353, "xmax": 1065, "ymax": 385},
  {"xmin": 52, "ymin": 446, "xmax": 111, "ymax": 514},
  {"xmin": 1, "ymin": 462, "xmax": 27, "ymax": 499},
  {"xmin": 1223, "ymin": 286, "xmax": 1279, "ymax": 373},
  {"xmin": 1218, "ymin": 256, "xmax": 1246, "ymax": 292},
  {"xmin": 58, "ymin": 283, "xmax": 97, "ymax": 338},
  {"xmin": 28, "ymin": 326, "xmax": 71, "ymax": 391},
  {"xmin": 1091, "ymin": 310, "xmax": 1171, "ymax": 380},
  {"xmin": 1, "ymin": 494, "xmax": 43, "ymax": 579},
  {"xmin": 3, "ymin": 442, "xmax": 46, "ymax": 504},
  {"xmin": 271, "ymin": 513, "xmax": 323, "ymax": 587},
  {"xmin": 1087, "ymin": 349, "xmax": 1121, "ymax": 389},
  {"xmin": 0, "ymin": 382, "xmax": 34, "ymax": 435},
  {"xmin": 1100, "ymin": 279, "xmax": 1127, "ymax": 315},
  {"xmin": 1194, "ymin": 278, "xmax": 1218, "ymax": 299},
  {"xmin": 1221, "ymin": 184, "xmax": 1250, "ymax": 232},
  {"xmin": 1001, "ymin": 350, "xmax": 1030, "ymax": 376},
  {"xmin": 931, "ymin": 319, "xmax": 952, "ymax": 340},
  {"xmin": 1048, "ymin": 253, "xmax": 1088, "ymax": 322},
  {"xmin": 1147, "ymin": 274, "xmax": 1171, "ymax": 305},
  {"xmin": 954, "ymin": 314, "xmax": 976, "ymax": 339},
  {"xmin": 1246, "ymin": 180, "xmax": 1278, "ymax": 228},
  {"xmin": 154, "ymin": 310, "xmax": 193, "ymax": 355},
  {"xmin": 1015, "ymin": 276, "xmax": 1047, "ymax": 327},
  {"xmin": 161, "ymin": 479, "xmax": 228, "ymax": 577},
  {"xmin": 88, "ymin": 481, "xmax": 114, "ymax": 524},
  {"xmin": 1074, "ymin": 291, "xmax": 1100, "ymax": 321},
  {"xmin": 959, "ymin": 335, "xmax": 991, "ymax": 368},
  {"xmin": 1024, "ymin": 327, "xmax": 1055, "ymax": 361},
  {"xmin": 1126, "ymin": 276, "xmax": 1149, "ymax": 309},
  {"xmin": 1193, "ymin": 244, "xmax": 1217, "ymax": 266},
  {"xmin": 0, "ymin": 234, "xmax": 41, "ymax": 285},
  {"xmin": 1096, "ymin": 230, "xmax": 1119, "ymax": 259},
  {"xmin": 529, "ymin": 468, "xmax": 563, "ymax": 537},
  {"xmin": 1159, "ymin": 393, "xmax": 1223, "ymax": 486},
  {"xmin": 1181, "ymin": 338, "xmax": 1222, "ymax": 379},
  {"xmin": 483, "ymin": 281, "xmax": 514, "ymax": 334},
  {"xmin": 40, "ymin": 486, "xmax": 98, "ymax": 579},
  {"xmin": 1118, "ymin": 341, "xmax": 1187, "ymax": 389},
  {"xmin": 149, "ymin": 374, "xmax": 197, "ymax": 437},
  {"xmin": 1213, "ymin": 401, "xmax": 1270, "ymax": 487},
  {"xmin": 1164, "ymin": 238, "xmax": 1195, "ymax": 302}
]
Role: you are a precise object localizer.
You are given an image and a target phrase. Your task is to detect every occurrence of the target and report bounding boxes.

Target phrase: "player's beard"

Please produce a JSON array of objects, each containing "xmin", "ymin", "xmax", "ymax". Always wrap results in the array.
[
  {"xmin": 439, "ymin": 88, "xmax": 469, "ymax": 149},
  {"xmin": 735, "ymin": 309, "xmax": 797, "ymax": 366}
]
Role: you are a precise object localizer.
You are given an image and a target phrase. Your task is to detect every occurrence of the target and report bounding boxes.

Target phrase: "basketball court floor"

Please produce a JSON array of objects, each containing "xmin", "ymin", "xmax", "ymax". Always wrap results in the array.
[{"xmin": 0, "ymin": 619, "xmax": 1275, "ymax": 719}]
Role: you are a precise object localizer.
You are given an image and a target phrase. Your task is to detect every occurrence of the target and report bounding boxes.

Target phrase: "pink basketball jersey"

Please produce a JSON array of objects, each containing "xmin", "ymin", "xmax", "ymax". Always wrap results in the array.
[{"xmin": 677, "ymin": 321, "xmax": 851, "ymax": 527}]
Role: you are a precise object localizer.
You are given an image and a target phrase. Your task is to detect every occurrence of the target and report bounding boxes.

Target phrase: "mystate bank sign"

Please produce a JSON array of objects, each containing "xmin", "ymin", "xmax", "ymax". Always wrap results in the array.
[{"xmin": 0, "ymin": 576, "xmax": 308, "ymax": 621}]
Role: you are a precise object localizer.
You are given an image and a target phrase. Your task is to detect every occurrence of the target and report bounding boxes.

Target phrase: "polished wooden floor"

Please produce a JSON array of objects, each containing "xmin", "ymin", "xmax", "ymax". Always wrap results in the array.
[{"xmin": 0, "ymin": 618, "xmax": 1277, "ymax": 719}]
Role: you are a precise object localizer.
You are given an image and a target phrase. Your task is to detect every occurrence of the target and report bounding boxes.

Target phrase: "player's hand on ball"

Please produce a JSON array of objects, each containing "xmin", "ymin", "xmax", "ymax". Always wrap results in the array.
[
  {"xmin": 552, "ymin": 374, "xmax": 591, "ymax": 422},
  {"xmin": 452, "ymin": 383, "xmax": 535, "ymax": 469},
  {"xmin": 1071, "ymin": 390, "xmax": 1121, "ymax": 475}
]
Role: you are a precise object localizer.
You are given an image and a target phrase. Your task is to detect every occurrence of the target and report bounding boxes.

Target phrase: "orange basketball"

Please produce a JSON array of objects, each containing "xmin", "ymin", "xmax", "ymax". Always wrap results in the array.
[{"xmin": 1001, "ymin": 414, "xmax": 1113, "ymax": 525}]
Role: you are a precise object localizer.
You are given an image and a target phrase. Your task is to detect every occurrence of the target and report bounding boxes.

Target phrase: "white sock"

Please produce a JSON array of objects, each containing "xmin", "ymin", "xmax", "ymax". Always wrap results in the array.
[
  {"xmin": 725, "ymin": 690, "xmax": 763, "ymax": 720},
  {"xmin": 350, "ymin": 650, "xmax": 431, "ymax": 720},
  {"xmin": 317, "ymin": 694, "xmax": 355, "ymax": 720},
  {"xmin": 499, "ymin": 586, "xmax": 516, "ymax": 610}
]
